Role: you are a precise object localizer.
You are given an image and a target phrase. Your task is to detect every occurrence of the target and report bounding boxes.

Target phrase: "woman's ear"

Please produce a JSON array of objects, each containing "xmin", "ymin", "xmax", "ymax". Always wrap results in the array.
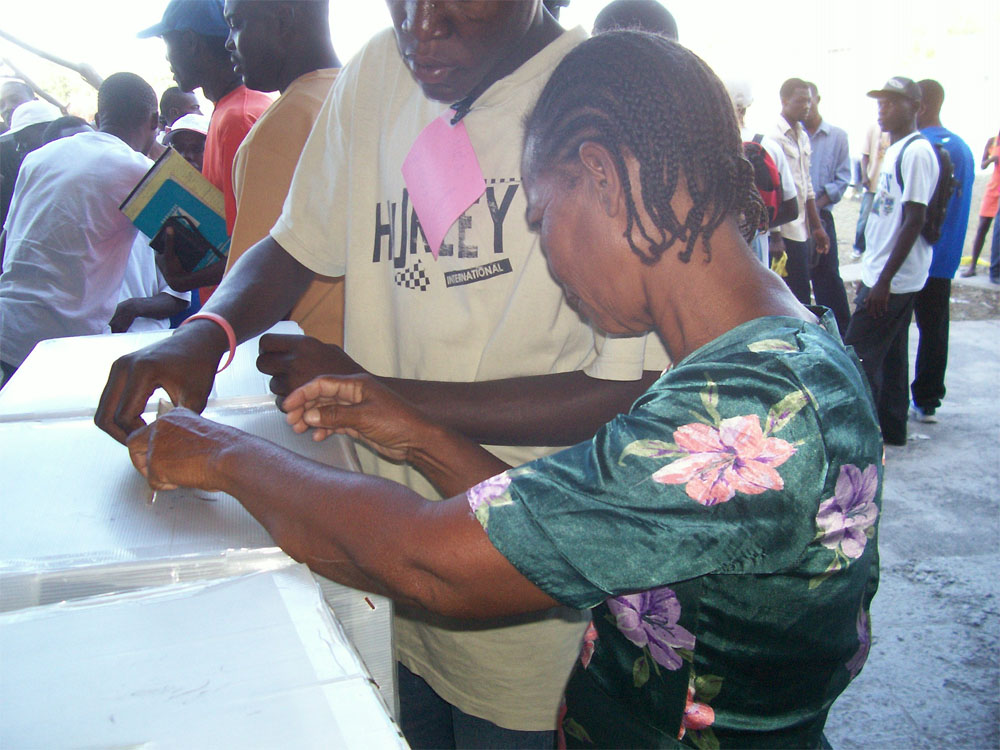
[{"xmin": 577, "ymin": 141, "xmax": 622, "ymax": 216}]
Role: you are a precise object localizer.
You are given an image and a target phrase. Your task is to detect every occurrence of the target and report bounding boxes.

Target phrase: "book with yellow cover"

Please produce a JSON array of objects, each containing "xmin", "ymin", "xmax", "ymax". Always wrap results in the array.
[{"xmin": 120, "ymin": 147, "xmax": 230, "ymax": 271}]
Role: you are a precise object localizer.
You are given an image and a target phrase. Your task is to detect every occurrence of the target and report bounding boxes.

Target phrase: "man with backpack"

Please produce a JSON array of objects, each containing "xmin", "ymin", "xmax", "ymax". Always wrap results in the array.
[
  {"xmin": 844, "ymin": 77, "xmax": 940, "ymax": 446},
  {"xmin": 908, "ymin": 79, "xmax": 974, "ymax": 424}
]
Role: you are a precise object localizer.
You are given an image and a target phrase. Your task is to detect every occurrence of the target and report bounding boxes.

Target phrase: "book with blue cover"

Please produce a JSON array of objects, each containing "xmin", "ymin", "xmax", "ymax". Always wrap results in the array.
[{"xmin": 119, "ymin": 147, "xmax": 230, "ymax": 272}]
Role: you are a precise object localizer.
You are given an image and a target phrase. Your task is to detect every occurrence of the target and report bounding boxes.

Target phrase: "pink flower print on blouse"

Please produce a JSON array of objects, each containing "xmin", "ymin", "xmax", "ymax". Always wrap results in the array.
[
  {"xmin": 816, "ymin": 464, "xmax": 879, "ymax": 559},
  {"xmin": 652, "ymin": 415, "xmax": 796, "ymax": 506},
  {"xmin": 678, "ymin": 684, "xmax": 716, "ymax": 740},
  {"xmin": 607, "ymin": 587, "xmax": 695, "ymax": 671},
  {"xmin": 846, "ymin": 606, "xmax": 872, "ymax": 679},
  {"xmin": 580, "ymin": 621, "xmax": 598, "ymax": 669}
]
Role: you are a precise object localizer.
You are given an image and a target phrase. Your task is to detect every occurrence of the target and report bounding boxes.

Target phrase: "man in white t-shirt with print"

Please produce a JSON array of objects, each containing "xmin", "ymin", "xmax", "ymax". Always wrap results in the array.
[
  {"xmin": 95, "ymin": 3, "xmax": 668, "ymax": 746},
  {"xmin": 844, "ymin": 76, "xmax": 939, "ymax": 446}
]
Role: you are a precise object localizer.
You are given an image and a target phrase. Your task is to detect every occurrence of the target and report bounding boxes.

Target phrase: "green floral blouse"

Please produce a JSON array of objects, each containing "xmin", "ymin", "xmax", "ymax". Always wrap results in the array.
[{"xmin": 468, "ymin": 312, "xmax": 882, "ymax": 749}]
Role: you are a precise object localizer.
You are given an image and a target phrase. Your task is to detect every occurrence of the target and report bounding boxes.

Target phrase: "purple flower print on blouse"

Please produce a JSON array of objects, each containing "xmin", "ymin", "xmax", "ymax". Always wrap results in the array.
[
  {"xmin": 466, "ymin": 472, "xmax": 512, "ymax": 514},
  {"xmin": 846, "ymin": 607, "xmax": 871, "ymax": 678},
  {"xmin": 607, "ymin": 587, "xmax": 695, "ymax": 671},
  {"xmin": 816, "ymin": 464, "xmax": 880, "ymax": 559}
]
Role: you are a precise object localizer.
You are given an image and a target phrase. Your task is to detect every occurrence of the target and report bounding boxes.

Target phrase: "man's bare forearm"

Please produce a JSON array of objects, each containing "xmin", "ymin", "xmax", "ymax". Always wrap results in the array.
[
  {"xmin": 203, "ymin": 235, "xmax": 315, "ymax": 342},
  {"xmin": 379, "ymin": 369, "xmax": 661, "ymax": 446}
]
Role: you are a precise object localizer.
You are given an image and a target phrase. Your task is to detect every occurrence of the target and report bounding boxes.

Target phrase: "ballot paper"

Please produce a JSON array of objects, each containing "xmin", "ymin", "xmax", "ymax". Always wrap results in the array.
[{"xmin": 0, "ymin": 565, "xmax": 406, "ymax": 749}]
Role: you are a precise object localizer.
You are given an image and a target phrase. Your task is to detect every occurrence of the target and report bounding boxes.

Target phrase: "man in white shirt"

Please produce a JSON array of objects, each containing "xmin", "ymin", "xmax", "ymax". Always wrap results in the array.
[
  {"xmin": 770, "ymin": 77, "xmax": 829, "ymax": 304},
  {"xmin": 843, "ymin": 77, "xmax": 939, "ymax": 446},
  {"xmin": 726, "ymin": 78, "xmax": 798, "ymax": 263},
  {"xmin": 0, "ymin": 72, "xmax": 158, "ymax": 385}
]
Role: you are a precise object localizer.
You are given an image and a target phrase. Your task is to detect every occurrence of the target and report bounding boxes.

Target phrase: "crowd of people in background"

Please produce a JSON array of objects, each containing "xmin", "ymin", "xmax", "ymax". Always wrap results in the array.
[{"xmin": 0, "ymin": 1, "xmax": 996, "ymax": 747}]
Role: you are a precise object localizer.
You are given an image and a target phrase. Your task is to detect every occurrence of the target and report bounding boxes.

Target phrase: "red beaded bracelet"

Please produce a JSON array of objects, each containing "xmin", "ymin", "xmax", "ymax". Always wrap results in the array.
[{"xmin": 180, "ymin": 312, "xmax": 237, "ymax": 372}]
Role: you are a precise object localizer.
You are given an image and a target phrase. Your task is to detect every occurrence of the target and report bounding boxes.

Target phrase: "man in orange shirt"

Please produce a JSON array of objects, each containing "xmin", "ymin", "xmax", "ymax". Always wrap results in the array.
[{"xmin": 139, "ymin": 0, "xmax": 272, "ymax": 303}]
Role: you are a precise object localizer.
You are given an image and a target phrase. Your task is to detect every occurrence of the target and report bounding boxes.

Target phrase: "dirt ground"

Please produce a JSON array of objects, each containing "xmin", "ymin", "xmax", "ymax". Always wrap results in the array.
[{"xmin": 829, "ymin": 173, "xmax": 999, "ymax": 321}]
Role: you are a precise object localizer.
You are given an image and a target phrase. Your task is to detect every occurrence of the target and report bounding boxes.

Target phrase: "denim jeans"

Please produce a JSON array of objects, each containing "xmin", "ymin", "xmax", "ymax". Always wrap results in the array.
[
  {"xmin": 810, "ymin": 210, "xmax": 851, "ymax": 335},
  {"xmin": 397, "ymin": 663, "xmax": 556, "ymax": 749}
]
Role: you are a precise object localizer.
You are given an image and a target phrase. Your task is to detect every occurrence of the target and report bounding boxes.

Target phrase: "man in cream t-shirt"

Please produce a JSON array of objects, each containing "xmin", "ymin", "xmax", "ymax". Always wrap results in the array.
[{"xmin": 268, "ymin": 4, "xmax": 669, "ymax": 747}]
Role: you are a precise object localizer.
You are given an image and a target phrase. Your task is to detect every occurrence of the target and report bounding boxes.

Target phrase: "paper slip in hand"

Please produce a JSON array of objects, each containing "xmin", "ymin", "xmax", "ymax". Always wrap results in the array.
[{"xmin": 401, "ymin": 111, "xmax": 487, "ymax": 259}]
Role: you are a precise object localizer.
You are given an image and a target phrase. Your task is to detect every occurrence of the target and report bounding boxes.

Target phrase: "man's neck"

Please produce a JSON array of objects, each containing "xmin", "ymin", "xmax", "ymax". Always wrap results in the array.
[
  {"xmin": 889, "ymin": 123, "xmax": 917, "ymax": 145},
  {"xmin": 99, "ymin": 126, "xmax": 143, "ymax": 154},
  {"xmin": 278, "ymin": 44, "xmax": 340, "ymax": 94},
  {"xmin": 781, "ymin": 111, "xmax": 800, "ymax": 135},
  {"xmin": 460, "ymin": 11, "xmax": 562, "ymax": 108},
  {"xmin": 804, "ymin": 115, "xmax": 822, "ymax": 136},
  {"xmin": 202, "ymin": 75, "xmax": 242, "ymax": 105}
]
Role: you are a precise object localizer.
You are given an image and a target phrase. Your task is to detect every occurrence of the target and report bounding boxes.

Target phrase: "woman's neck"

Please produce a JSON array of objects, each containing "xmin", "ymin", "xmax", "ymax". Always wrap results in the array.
[{"xmin": 645, "ymin": 220, "xmax": 816, "ymax": 363}]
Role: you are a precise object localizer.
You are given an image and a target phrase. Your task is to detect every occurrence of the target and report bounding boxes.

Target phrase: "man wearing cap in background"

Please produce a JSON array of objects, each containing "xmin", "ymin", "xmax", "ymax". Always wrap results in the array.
[
  {"xmin": 163, "ymin": 112, "xmax": 210, "ymax": 172},
  {"xmin": 219, "ymin": 0, "xmax": 344, "ymax": 346},
  {"xmin": 843, "ymin": 76, "xmax": 939, "ymax": 446},
  {"xmin": 0, "ymin": 95, "xmax": 62, "ymax": 231},
  {"xmin": 138, "ymin": 0, "xmax": 272, "ymax": 301}
]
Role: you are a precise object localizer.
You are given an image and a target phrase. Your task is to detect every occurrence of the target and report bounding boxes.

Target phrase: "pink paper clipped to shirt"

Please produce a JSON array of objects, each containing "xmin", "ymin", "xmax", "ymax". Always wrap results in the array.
[{"xmin": 401, "ymin": 112, "xmax": 487, "ymax": 259}]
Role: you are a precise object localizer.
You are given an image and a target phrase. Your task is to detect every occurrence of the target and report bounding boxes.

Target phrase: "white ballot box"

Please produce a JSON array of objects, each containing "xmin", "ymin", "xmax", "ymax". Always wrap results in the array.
[
  {"xmin": 0, "ymin": 565, "xmax": 407, "ymax": 749},
  {"xmin": 0, "ymin": 326, "xmax": 397, "ymax": 716}
]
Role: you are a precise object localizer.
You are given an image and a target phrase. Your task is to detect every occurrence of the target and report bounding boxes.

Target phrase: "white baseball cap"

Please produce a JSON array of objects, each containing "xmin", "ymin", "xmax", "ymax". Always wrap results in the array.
[
  {"xmin": 1, "ymin": 100, "xmax": 62, "ymax": 140},
  {"xmin": 163, "ymin": 113, "xmax": 210, "ymax": 144}
]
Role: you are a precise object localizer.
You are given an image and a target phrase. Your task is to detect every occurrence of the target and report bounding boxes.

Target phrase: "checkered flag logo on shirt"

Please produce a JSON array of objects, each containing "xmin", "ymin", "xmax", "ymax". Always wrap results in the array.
[{"xmin": 395, "ymin": 262, "xmax": 430, "ymax": 291}]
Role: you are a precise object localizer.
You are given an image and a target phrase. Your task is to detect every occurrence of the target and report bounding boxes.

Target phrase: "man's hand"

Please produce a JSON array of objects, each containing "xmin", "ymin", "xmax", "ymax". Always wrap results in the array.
[
  {"xmin": 127, "ymin": 407, "xmax": 245, "ymax": 492},
  {"xmin": 154, "ymin": 225, "xmax": 224, "ymax": 292},
  {"xmin": 95, "ymin": 321, "xmax": 227, "ymax": 444},
  {"xmin": 109, "ymin": 299, "xmax": 140, "ymax": 333},
  {"xmin": 812, "ymin": 226, "xmax": 830, "ymax": 255},
  {"xmin": 257, "ymin": 334, "xmax": 365, "ymax": 408},
  {"xmin": 769, "ymin": 233, "xmax": 785, "ymax": 260},
  {"xmin": 284, "ymin": 375, "xmax": 435, "ymax": 462},
  {"xmin": 863, "ymin": 278, "xmax": 891, "ymax": 318}
]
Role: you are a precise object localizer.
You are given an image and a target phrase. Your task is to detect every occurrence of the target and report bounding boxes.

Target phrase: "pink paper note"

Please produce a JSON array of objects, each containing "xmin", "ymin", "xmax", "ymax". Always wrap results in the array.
[{"xmin": 401, "ymin": 112, "xmax": 487, "ymax": 259}]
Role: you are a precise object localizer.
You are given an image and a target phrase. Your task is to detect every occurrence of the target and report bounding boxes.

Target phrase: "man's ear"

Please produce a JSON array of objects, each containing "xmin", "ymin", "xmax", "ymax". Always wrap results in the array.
[
  {"xmin": 577, "ymin": 140, "xmax": 622, "ymax": 216},
  {"xmin": 148, "ymin": 110, "xmax": 159, "ymax": 132}
]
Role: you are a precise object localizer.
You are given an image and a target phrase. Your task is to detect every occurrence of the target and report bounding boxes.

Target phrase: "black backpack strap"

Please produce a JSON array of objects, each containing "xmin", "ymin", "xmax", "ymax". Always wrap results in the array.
[
  {"xmin": 752, "ymin": 133, "xmax": 764, "ymax": 144},
  {"xmin": 894, "ymin": 133, "xmax": 925, "ymax": 191}
]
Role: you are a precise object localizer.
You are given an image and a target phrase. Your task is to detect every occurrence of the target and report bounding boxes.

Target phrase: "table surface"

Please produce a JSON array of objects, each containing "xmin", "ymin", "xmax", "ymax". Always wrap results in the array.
[
  {"xmin": 0, "ymin": 326, "xmax": 399, "ymax": 723},
  {"xmin": 0, "ymin": 565, "xmax": 406, "ymax": 749}
]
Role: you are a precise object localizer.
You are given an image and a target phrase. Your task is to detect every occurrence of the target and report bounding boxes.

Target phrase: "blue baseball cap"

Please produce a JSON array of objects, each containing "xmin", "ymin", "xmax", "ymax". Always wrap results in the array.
[{"xmin": 138, "ymin": 0, "xmax": 229, "ymax": 39}]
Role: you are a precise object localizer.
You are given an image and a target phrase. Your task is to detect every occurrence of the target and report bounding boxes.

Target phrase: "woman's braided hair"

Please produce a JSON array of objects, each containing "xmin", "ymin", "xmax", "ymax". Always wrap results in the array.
[{"xmin": 524, "ymin": 31, "xmax": 765, "ymax": 264}]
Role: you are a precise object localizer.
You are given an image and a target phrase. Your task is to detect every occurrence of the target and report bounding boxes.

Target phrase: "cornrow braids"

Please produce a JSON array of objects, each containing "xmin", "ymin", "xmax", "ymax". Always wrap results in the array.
[{"xmin": 524, "ymin": 31, "xmax": 764, "ymax": 265}]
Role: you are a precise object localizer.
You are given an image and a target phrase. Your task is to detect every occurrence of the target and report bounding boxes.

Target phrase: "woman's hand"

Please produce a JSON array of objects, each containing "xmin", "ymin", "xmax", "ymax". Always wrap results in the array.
[
  {"xmin": 283, "ymin": 374, "xmax": 435, "ymax": 462},
  {"xmin": 127, "ymin": 407, "xmax": 246, "ymax": 492}
]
